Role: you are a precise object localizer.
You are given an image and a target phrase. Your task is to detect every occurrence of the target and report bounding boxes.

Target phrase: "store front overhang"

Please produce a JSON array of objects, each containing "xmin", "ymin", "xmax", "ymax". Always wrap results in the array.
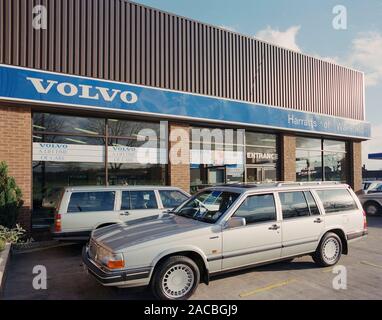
[{"xmin": 0, "ymin": 64, "xmax": 371, "ymax": 140}]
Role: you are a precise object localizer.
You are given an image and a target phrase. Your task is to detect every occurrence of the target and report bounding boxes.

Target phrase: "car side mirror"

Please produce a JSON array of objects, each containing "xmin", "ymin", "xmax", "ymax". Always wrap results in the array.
[{"xmin": 225, "ymin": 217, "xmax": 246, "ymax": 229}]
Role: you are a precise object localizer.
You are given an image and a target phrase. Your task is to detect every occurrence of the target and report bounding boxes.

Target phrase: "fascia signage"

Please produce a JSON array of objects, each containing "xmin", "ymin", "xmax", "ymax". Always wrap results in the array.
[{"xmin": 0, "ymin": 64, "xmax": 371, "ymax": 139}]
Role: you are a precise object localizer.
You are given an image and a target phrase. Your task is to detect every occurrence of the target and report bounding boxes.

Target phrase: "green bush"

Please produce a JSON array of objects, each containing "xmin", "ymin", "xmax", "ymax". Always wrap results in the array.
[
  {"xmin": 0, "ymin": 224, "xmax": 26, "ymax": 244},
  {"xmin": 0, "ymin": 161, "xmax": 23, "ymax": 228},
  {"xmin": 0, "ymin": 238, "xmax": 5, "ymax": 252}
]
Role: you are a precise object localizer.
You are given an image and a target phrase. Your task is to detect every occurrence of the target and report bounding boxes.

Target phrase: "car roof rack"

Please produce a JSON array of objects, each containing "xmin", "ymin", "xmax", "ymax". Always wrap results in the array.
[{"xmin": 276, "ymin": 181, "xmax": 341, "ymax": 187}]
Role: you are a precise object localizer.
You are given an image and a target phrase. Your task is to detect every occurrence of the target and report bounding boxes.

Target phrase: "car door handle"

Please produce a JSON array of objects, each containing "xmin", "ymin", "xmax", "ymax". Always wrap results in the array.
[
  {"xmin": 314, "ymin": 218, "xmax": 323, "ymax": 223},
  {"xmin": 120, "ymin": 211, "xmax": 130, "ymax": 216},
  {"xmin": 269, "ymin": 224, "xmax": 280, "ymax": 230}
]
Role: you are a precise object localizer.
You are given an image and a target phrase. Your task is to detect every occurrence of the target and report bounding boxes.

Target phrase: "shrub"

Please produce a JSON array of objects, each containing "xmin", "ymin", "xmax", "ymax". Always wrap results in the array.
[
  {"xmin": 0, "ymin": 238, "xmax": 5, "ymax": 252},
  {"xmin": 0, "ymin": 161, "xmax": 23, "ymax": 228},
  {"xmin": 0, "ymin": 224, "xmax": 26, "ymax": 244}
]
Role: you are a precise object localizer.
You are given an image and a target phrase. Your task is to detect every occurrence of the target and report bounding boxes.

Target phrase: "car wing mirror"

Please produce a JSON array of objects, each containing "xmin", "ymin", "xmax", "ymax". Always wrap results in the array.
[{"xmin": 225, "ymin": 217, "xmax": 246, "ymax": 229}]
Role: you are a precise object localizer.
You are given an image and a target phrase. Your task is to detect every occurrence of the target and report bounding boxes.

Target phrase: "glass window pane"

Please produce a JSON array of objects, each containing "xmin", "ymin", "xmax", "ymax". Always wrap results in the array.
[
  {"xmin": 245, "ymin": 132, "xmax": 276, "ymax": 147},
  {"xmin": 323, "ymin": 140, "xmax": 346, "ymax": 152},
  {"xmin": 121, "ymin": 192, "xmax": 131, "ymax": 210},
  {"xmin": 304, "ymin": 191, "xmax": 320, "ymax": 215},
  {"xmin": 280, "ymin": 192, "xmax": 310, "ymax": 219},
  {"xmin": 108, "ymin": 164, "xmax": 166, "ymax": 186},
  {"xmin": 296, "ymin": 137, "xmax": 322, "ymax": 150},
  {"xmin": 33, "ymin": 135, "xmax": 105, "ymax": 163},
  {"xmin": 323, "ymin": 152, "xmax": 348, "ymax": 182},
  {"xmin": 108, "ymin": 119, "xmax": 160, "ymax": 138},
  {"xmin": 129, "ymin": 191, "xmax": 158, "ymax": 209},
  {"xmin": 316, "ymin": 189, "xmax": 358, "ymax": 214},
  {"xmin": 67, "ymin": 192, "xmax": 115, "ymax": 213},
  {"xmin": 33, "ymin": 113, "xmax": 105, "ymax": 135},
  {"xmin": 159, "ymin": 190, "xmax": 189, "ymax": 209},
  {"xmin": 296, "ymin": 150, "xmax": 322, "ymax": 181},
  {"xmin": 234, "ymin": 194, "xmax": 276, "ymax": 224}
]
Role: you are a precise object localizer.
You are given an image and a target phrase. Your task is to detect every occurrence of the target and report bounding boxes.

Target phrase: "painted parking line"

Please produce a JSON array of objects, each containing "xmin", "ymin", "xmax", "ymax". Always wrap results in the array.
[
  {"xmin": 239, "ymin": 278, "xmax": 297, "ymax": 298},
  {"xmin": 360, "ymin": 261, "xmax": 382, "ymax": 270},
  {"xmin": 322, "ymin": 267, "xmax": 334, "ymax": 273}
]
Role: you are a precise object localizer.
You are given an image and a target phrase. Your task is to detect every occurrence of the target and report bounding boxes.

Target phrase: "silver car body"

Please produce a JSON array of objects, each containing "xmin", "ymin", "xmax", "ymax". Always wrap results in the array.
[
  {"xmin": 53, "ymin": 186, "xmax": 190, "ymax": 240},
  {"xmin": 83, "ymin": 182, "xmax": 367, "ymax": 288}
]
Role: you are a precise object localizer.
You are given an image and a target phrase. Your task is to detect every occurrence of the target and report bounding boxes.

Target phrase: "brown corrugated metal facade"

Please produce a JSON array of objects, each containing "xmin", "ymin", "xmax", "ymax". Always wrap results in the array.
[{"xmin": 0, "ymin": 0, "xmax": 364, "ymax": 120}]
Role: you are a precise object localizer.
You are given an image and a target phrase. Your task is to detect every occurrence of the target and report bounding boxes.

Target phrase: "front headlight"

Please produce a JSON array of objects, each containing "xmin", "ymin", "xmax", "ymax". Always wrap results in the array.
[{"xmin": 97, "ymin": 247, "xmax": 125, "ymax": 270}]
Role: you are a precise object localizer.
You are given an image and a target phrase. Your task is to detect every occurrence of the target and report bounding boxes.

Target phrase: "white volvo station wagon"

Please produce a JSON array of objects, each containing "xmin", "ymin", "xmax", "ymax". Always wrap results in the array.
[{"xmin": 83, "ymin": 182, "xmax": 368, "ymax": 300}]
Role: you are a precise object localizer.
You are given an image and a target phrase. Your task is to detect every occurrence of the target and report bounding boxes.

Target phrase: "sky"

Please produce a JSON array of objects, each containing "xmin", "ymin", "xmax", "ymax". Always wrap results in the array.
[{"xmin": 133, "ymin": 0, "xmax": 382, "ymax": 169}]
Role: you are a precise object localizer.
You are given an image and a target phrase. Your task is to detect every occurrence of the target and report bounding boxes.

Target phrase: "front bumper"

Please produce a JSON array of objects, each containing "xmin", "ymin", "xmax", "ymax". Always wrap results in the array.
[{"xmin": 82, "ymin": 246, "xmax": 152, "ymax": 287}]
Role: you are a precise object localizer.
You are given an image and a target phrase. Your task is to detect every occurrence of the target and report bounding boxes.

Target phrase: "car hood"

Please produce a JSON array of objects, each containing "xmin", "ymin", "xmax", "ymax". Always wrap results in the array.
[{"xmin": 91, "ymin": 214, "xmax": 210, "ymax": 251}]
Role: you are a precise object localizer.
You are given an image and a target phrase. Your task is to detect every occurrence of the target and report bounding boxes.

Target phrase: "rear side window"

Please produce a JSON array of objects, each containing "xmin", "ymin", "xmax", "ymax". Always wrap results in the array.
[
  {"xmin": 67, "ymin": 192, "xmax": 115, "ymax": 213},
  {"xmin": 304, "ymin": 191, "xmax": 320, "ymax": 215},
  {"xmin": 159, "ymin": 190, "xmax": 188, "ymax": 208},
  {"xmin": 280, "ymin": 191, "xmax": 320, "ymax": 219},
  {"xmin": 234, "ymin": 194, "xmax": 276, "ymax": 225},
  {"xmin": 129, "ymin": 191, "xmax": 158, "ymax": 210},
  {"xmin": 316, "ymin": 189, "xmax": 358, "ymax": 214},
  {"xmin": 279, "ymin": 192, "xmax": 310, "ymax": 219}
]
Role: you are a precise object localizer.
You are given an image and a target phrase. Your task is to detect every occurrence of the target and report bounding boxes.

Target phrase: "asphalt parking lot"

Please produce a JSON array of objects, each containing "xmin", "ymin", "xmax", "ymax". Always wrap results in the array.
[{"xmin": 2, "ymin": 217, "xmax": 382, "ymax": 300}]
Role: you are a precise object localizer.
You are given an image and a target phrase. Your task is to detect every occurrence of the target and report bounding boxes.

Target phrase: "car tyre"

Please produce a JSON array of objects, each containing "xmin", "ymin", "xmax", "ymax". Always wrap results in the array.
[
  {"xmin": 151, "ymin": 256, "xmax": 200, "ymax": 300},
  {"xmin": 312, "ymin": 232, "xmax": 342, "ymax": 267},
  {"xmin": 364, "ymin": 201, "xmax": 381, "ymax": 216}
]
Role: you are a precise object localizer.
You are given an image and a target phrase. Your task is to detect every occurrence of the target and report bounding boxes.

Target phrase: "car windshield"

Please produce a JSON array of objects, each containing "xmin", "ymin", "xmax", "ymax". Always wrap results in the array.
[{"xmin": 173, "ymin": 190, "xmax": 240, "ymax": 224}]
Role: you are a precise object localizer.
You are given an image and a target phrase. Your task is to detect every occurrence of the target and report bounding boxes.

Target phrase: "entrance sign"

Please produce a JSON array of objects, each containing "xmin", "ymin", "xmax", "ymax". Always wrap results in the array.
[{"xmin": 0, "ymin": 64, "xmax": 371, "ymax": 139}]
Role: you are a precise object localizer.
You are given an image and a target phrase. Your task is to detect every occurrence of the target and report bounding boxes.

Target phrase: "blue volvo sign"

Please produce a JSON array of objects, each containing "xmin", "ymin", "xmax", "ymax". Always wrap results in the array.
[{"xmin": 0, "ymin": 64, "xmax": 371, "ymax": 139}]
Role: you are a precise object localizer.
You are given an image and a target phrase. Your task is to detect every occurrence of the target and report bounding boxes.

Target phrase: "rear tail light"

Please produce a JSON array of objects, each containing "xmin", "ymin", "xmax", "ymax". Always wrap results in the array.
[
  {"xmin": 54, "ymin": 213, "xmax": 62, "ymax": 232},
  {"xmin": 362, "ymin": 210, "xmax": 368, "ymax": 231}
]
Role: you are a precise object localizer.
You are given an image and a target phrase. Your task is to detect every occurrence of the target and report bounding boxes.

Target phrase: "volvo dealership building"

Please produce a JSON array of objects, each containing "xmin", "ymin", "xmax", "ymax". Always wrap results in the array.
[{"xmin": 0, "ymin": 0, "xmax": 370, "ymax": 231}]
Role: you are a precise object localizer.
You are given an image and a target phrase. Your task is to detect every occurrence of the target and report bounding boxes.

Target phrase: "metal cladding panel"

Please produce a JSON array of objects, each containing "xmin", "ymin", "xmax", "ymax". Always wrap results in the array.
[{"xmin": 0, "ymin": 0, "xmax": 365, "ymax": 120}]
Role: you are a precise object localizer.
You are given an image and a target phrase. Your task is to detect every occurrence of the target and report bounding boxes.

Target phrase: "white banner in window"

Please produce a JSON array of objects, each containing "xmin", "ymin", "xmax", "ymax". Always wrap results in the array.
[
  {"xmin": 108, "ymin": 146, "xmax": 167, "ymax": 164},
  {"xmin": 33, "ymin": 143, "xmax": 105, "ymax": 163},
  {"xmin": 33, "ymin": 143, "xmax": 167, "ymax": 164}
]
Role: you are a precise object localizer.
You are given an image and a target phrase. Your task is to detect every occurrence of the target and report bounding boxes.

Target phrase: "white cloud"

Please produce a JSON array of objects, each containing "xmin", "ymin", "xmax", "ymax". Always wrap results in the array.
[
  {"xmin": 255, "ymin": 25, "xmax": 301, "ymax": 52},
  {"xmin": 363, "ymin": 124, "xmax": 382, "ymax": 170},
  {"xmin": 347, "ymin": 32, "xmax": 382, "ymax": 87},
  {"xmin": 219, "ymin": 25, "xmax": 237, "ymax": 32}
]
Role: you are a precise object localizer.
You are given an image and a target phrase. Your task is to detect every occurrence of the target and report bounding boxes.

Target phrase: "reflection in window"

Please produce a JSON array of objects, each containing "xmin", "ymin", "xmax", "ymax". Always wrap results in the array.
[
  {"xmin": 280, "ymin": 192, "xmax": 310, "ymax": 219},
  {"xmin": 33, "ymin": 113, "xmax": 105, "ymax": 135},
  {"xmin": 32, "ymin": 161, "xmax": 106, "ymax": 226},
  {"xmin": 67, "ymin": 192, "xmax": 115, "ymax": 213},
  {"xmin": 296, "ymin": 150, "xmax": 322, "ymax": 181},
  {"xmin": 234, "ymin": 194, "xmax": 276, "ymax": 224},
  {"xmin": 316, "ymin": 189, "xmax": 358, "ymax": 214},
  {"xmin": 296, "ymin": 137, "xmax": 348, "ymax": 183},
  {"xmin": 159, "ymin": 190, "xmax": 189, "ymax": 209}
]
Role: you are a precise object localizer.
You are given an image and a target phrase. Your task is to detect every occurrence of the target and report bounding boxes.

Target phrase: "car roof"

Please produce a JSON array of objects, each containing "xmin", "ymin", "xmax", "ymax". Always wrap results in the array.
[
  {"xmin": 200, "ymin": 182, "xmax": 351, "ymax": 194},
  {"xmin": 64, "ymin": 185, "xmax": 187, "ymax": 192}
]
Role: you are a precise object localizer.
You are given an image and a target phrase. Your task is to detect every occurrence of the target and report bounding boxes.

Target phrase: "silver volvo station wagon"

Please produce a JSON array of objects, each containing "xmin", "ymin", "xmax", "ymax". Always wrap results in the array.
[{"xmin": 82, "ymin": 182, "xmax": 368, "ymax": 300}]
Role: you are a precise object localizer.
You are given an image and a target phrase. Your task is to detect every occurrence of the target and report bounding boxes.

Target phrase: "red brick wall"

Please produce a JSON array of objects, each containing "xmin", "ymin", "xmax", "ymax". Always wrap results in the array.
[
  {"xmin": 0, "ymin": 105, "xmax": 32, "ymax": 232},
  {"xmin": 168, "ymin": 123, "xmax": 190, "ymax": 193},
  {"xmin": 280, "ymin": 134, "xmax": 296, "ymax": 182},
  {"xmin": 350, "ymin": 141, "xmax": 362, "ymax": 193}
]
